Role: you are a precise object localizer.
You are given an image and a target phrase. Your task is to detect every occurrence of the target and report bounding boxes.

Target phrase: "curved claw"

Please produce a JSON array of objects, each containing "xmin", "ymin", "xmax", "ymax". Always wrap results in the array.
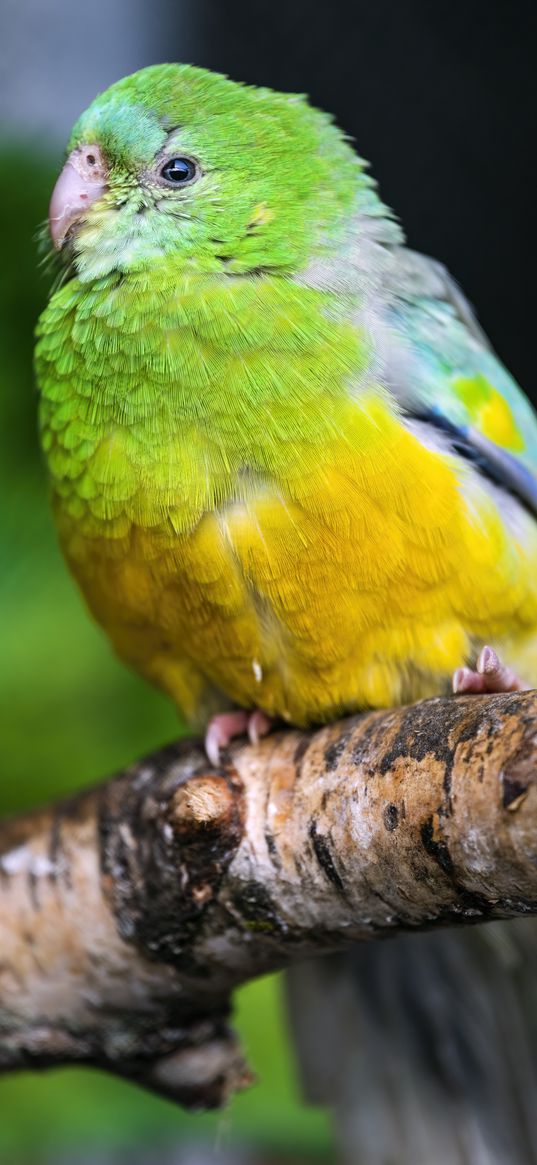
[{"xmin": 247, "ymin": 709, "xmax": 273, "ymax": 746}]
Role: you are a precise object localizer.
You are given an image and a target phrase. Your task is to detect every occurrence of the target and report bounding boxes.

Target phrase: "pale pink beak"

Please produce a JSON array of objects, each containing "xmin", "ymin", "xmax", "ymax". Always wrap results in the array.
[{"xmin": 49, "ymin": 143, "xmax": 108, "ymax": 250}]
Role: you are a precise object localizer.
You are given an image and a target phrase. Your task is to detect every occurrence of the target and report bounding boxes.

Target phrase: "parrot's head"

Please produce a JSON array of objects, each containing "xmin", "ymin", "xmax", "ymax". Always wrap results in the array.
[{"xmin": 48, "ymin": 63, "xmax": 369, "ymax": 282}]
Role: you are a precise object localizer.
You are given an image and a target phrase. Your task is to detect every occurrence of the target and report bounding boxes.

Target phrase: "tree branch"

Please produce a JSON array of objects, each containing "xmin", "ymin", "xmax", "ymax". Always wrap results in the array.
[{"xmin": 1, "ymin": 691, "xmax": 537, "ymax": 1107}]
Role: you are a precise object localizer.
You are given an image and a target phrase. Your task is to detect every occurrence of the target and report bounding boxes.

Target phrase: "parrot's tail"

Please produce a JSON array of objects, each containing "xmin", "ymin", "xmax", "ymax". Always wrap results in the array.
[{"xmin": 287, "ymin": 921, "xmax": 537, "ymax": 1165}]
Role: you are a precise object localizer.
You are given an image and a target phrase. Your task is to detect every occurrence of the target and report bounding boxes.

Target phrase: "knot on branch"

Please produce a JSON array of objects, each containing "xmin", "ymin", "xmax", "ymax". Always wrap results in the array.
[
  {"xmin": 98, "ymin": 751, "xmax": 245, "ymax": 970},
  {"xmin": 173, "ymin": 771, "xmax": 241, "ymax": 832}
]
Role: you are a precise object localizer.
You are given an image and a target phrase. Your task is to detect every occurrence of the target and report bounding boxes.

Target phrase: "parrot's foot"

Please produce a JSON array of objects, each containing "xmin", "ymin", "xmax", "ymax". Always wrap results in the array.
[
  {"xmin": 452, "ymin": 645, "xmax": 530, "ymax": 695},
  {"xmin": 205, "ymin": 709, "xmax": 274, "ymax": 767}
]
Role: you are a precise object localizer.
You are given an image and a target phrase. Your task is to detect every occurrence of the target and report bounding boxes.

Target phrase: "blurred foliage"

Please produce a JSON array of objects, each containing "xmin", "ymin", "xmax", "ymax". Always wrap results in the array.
[{"xmin": 0, "ymin": 142, "xmax": 334, "ymax": 1164}]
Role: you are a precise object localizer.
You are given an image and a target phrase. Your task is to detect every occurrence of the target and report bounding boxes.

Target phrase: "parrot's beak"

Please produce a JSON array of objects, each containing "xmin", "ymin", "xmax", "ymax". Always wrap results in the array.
[{"xmin": 49, "ymin": 144, "xmax": 108, "ymax": 250}]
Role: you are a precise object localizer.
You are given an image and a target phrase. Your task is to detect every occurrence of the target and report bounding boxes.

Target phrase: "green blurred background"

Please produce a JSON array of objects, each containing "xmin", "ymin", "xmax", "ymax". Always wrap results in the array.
[{"xmin": 0, "ymin": 130, "xmax": 333, "ymax": 1165}]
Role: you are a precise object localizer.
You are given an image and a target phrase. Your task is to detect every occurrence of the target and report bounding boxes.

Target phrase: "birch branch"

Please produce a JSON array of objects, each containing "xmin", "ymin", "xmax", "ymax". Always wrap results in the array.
[{"xmin": 1, "ymin": 690, "xmax": 537, "ymax": 1108}]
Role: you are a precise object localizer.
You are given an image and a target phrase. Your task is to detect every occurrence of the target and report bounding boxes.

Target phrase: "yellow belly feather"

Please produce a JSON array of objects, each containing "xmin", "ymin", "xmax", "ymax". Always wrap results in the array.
[{"xmin": 58, "ymin": 394, "xmax": 537, "ymax": 726}]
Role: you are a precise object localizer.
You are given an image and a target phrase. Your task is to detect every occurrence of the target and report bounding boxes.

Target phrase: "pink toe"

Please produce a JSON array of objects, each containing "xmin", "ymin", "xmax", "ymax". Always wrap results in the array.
[
  {"xmin": 477, "ymin": 645, "xmax": 499, "ymax": 676},
  {"xmin": 453, "ymin": 667, "xmax": 487, "ymax": 694},
  {"xmin": 477, "ymin": 645, "xmax": 528, "ymax": 692},
  {"xmin": 205, "ymin": 711, "xmax": 250, "ymax": 766}
]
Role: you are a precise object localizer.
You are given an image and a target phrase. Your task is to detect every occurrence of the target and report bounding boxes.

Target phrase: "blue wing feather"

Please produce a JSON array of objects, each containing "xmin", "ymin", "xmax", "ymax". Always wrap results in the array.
[{"xmin": 386, "ymin": 250, "xmax": 537, "ymax": 514}]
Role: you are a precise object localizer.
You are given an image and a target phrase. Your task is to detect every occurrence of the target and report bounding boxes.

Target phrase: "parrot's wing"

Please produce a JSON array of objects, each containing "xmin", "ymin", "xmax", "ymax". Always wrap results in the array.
[
  {"xmin": 385, "ymin": 248, "xmax": 537, "ymax": 514},
  {"xmin": 393, "ymin": 249, "xmax": 492, "ymax": 347}
]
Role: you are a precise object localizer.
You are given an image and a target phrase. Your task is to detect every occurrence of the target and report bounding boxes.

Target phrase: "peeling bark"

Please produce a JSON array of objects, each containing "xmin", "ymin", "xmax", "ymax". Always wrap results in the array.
[{"xmin": 1, "ymin": 691, "xmax": 537, "ymax": 1107}]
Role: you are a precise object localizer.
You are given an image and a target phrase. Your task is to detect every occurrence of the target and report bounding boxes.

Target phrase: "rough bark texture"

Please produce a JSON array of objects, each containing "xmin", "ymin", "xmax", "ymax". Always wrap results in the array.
[{"xmin": 1, "ymin": 690, "xmax": 537, "ymax": 1110}]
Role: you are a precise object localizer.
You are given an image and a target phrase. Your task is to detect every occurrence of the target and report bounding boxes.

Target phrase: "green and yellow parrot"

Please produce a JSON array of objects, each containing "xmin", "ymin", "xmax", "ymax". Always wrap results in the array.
[{"xmin": 36, "ymin": 63, "xmax": 537, "ymax": 764}]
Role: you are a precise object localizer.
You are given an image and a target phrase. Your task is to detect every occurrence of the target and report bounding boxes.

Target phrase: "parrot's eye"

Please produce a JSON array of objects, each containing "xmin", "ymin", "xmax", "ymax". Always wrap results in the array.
[{"xmin": 159, "ymin": 156, "xmax": 199, "ymax": 185}]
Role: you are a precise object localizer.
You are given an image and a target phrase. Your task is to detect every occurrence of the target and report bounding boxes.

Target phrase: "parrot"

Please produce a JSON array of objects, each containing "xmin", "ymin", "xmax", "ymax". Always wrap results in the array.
[
  {"xmin": 36, "ymin": 63, "xmax": 537, "ymax": 765},
  {"xmin": 35, "ymin": 64, "xmax": 537, "ymax": 1164}
]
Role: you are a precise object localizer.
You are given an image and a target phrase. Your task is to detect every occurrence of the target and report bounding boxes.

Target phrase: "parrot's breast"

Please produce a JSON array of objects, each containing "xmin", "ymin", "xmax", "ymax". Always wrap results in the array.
[{"xmin": 36, "ymin": 265, "xmax": 537, "ymax": 725}]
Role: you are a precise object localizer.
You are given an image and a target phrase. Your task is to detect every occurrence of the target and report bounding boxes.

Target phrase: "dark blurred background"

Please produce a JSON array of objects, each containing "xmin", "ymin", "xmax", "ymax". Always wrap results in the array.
[{"xmin": 0, "ymin": 1, "xmax": 535, "ymax": 1161}]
